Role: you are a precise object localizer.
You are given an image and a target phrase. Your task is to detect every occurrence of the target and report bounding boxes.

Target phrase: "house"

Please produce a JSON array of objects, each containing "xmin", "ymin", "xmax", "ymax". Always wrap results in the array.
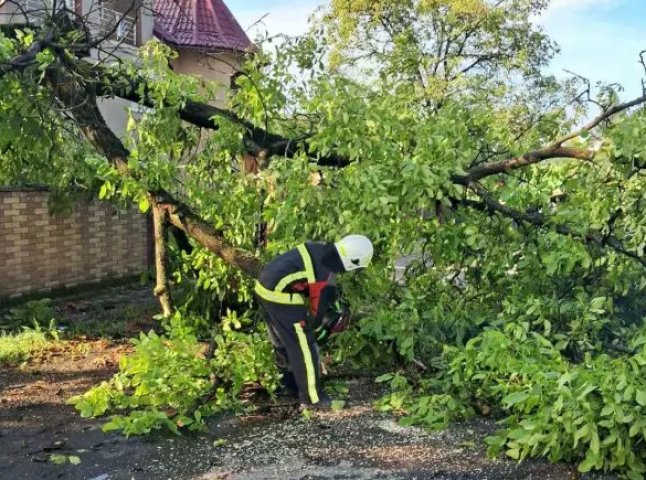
[
  {"xmin": 0, "ymin": 0, "xmax": 253, "ymax": 302},
  {"xmin": 0, "ymin": 0, "xmax": 253, "ymax": 135}
]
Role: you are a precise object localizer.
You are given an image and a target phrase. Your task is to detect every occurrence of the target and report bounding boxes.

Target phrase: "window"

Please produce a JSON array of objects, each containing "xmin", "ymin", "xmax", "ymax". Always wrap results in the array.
[{"xmin": 116, "ymin": 19, "xmax": 128, "ymax": 40}]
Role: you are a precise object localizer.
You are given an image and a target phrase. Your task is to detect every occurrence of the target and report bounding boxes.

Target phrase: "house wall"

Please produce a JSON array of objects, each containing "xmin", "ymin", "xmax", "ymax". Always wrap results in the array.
[
  {"xmin": 98, "ymin": 97, "xmax": 134, "ymax": 138},
  {"xmin": 0, "ymin": 188, "xmax": 151, "ymax": 302},
  {"xmin": 0, "ymin": 1, "xmax": 243, "ymax": 301},
  {"xmin": 170, "ymin": 50, "xmax": 241, "ymax": 107},
  {"xmin": 1, "ymin": 0, "xmax": 81, "ymax": 24},
  {"xmin": 98, "ymin": 50, "xmax": 242, "ymax": 137},
  {"xmin": 92, "ymin": 0, "xmax": 154, "ymax": 137},
  {"xmin": 0, "ymin": 0, "xmax": 241, "ymax": 133}
]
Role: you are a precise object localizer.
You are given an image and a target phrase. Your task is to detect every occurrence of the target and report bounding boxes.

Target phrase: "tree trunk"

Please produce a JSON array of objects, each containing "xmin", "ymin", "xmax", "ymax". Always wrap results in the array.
[
  {"xmin": 152, "ymin": 200, "xmax": 174, "ymax": 318},
  {"xmin": 47, "ymin": 69, "xmax": 262, "ymax": 278}
]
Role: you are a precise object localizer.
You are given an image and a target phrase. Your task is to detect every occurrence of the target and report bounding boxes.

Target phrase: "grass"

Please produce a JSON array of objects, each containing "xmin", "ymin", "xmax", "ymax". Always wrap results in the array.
[
  {"xmin": 63, "ymin": 302, "xmax": 158, "ymax": 339},
  {"xmin": 0, "ymin": 291, "xmax": 159, "ymax": 364},
  {"xmin": 1, "ymin": 293, "xmax": 158, "ymax": 341},
  {"xmin": 0, "ymin": 326, "xmax": 57, "ymax": 364},
  {"xmin": 0, "ymin": 299, "xmax": 62, "ymax": 363}
]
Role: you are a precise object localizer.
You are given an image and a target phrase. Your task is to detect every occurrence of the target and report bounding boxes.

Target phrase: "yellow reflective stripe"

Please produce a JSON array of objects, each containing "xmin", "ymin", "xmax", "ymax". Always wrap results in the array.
[
  {"xmin": 255, "ymin": 244, "xmax": 314, "ymax": 306},
  {"xmin": 294, "ymin": 322, "xmax": 319, "ymax": 404},
  {"xmin": 297, "ymin": 244, "xmax": 315, "ymax": 284},
  {"xmin": 275, "ymin": 271, "xmax": 308, "ymax": 292},
  {"xmin": 254, "ymin": 281, "xmax": 305, "ymax": 305}
]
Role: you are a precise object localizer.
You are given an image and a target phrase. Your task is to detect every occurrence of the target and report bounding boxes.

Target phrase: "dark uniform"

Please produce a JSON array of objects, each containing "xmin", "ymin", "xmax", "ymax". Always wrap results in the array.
[{"xmin": 255, "ymin": 242, "xmax": 344, "ymax": 405}]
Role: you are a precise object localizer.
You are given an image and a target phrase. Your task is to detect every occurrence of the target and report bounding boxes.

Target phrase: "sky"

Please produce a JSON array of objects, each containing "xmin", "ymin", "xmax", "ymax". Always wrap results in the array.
[{"xmin": 227, "ymin": 0, "xmax": 646, "ymax": 101}]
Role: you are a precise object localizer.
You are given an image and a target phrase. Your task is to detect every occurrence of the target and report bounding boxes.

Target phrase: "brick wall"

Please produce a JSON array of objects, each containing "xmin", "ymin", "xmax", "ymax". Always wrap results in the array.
[{"xmin": 0, "ymin": 187, "xmax": 151, "ymax": 301}]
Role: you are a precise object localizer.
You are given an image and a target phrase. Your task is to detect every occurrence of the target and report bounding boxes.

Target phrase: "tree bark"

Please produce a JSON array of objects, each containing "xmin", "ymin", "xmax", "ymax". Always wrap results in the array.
[
  {"xmin": 25, "ymin": 12, "xmax": 645, "ymax": 275},
  {"xmin": 451, "ymin": 147, "xmax": 594, "ymax": 185},
  {"xmin": 47, "ymin": 67, "xmax": 262, "ymax": 279},
  {"xmin": 461, "ymin": 183, "xmax": 646, "ymax": 269},
  {"xmin": 161, "ymin": 198, "xmax": 262, "ymax": 277},
  {"xmin": 152, "ymin": 201, "xmax": 174, "ymax": 317}
]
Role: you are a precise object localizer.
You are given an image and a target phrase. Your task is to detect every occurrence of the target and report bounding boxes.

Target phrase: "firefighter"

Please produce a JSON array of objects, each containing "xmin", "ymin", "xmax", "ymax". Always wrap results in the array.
[{"xmin": 255, "ymin": 235, "xmax": 373, "ymax": 408}]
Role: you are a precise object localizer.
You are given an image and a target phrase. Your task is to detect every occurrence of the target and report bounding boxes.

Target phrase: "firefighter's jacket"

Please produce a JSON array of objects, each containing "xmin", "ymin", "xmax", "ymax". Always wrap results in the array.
[{"xmin": 255, "ymin": 242, "xmax": 339, "ymax": 325}]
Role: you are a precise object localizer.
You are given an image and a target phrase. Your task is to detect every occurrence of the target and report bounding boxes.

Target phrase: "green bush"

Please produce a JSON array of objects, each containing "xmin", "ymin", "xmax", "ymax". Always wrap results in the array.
[
  {"xmin": 1, "ymin": 299, "xmax": 56, "ymax": 331},
  {"xmin": 69, "ymin": 310, "xmax": 279, "ymax": 436},
  {"xmin": 0, "ymin": 320, "xmax": 59, "ymax": 363},
  {"xmin": 377, "ymin": 323, "xmax": 646, "ymax": 479}
]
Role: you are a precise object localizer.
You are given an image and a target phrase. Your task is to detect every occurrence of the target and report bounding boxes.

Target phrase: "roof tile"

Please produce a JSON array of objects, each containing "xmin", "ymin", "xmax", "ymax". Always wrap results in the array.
[{"xmin": 153, "ymin": 0, "xmax": 253, "ymax": 52}]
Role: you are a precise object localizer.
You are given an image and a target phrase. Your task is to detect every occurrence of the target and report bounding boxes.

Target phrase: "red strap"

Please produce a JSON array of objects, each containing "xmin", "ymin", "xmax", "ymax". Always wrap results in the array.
[{"xmin": 307, "ymin": 281, "xmax": 328, "ymax": 316}]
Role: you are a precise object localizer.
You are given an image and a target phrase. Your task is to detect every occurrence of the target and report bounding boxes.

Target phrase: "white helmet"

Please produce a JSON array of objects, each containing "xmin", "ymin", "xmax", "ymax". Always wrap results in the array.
[{"xmin": 335, "ymin": 235, "xmax": 373, "ymax": 271}]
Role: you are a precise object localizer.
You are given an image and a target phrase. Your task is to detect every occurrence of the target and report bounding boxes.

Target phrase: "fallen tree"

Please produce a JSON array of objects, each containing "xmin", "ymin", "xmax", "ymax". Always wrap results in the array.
[{"xmin": 2, "ymin": 0, "xmax": 646, "ymax": 475}]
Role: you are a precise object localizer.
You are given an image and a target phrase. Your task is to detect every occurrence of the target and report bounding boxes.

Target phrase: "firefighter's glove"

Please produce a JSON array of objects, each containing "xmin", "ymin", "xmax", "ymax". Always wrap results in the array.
[{"xmin": 315, "ymin": 300, "xmax": 351, "ymax": 345}]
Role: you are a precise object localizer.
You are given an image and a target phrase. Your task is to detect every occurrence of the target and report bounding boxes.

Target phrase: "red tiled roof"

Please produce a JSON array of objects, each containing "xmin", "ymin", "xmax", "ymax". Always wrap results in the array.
[{"xmin": 153, "ymin": 0, "xmax": 253, "ymax": 53}]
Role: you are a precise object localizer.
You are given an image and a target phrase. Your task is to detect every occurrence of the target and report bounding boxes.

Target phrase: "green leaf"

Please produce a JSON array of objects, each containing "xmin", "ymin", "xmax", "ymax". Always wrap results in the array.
[
  {"xmin": 578, "ymin": 456, "xmax": 595, "ymax": 473},
  {"xmin": 636, "ymin": 389, "xmax": 646, "ymax": 406},
  {"xmin": 49, "ymin": 454, "xmax": 67, "ymax": 465},
  {"xmin": 629, "ymin": 422, "xmax": 642, "ymax": 437},
  {"xmin": 138, "ymin": 197, "xmax": 150, "ymax": 213},
  {"xmin": 502, "ymin": 392, "xmax": 529, "ymax": 407},
  {"xmin": 399, "ymin": 416, "xmax": 416, "ymax": 427},
  {"xmin": 213, "ymin": 438, "xmax": 227, "ymax": 448},
  {"xmin": 300, "ymin": 408, "xmax": 314, "ymax": 420},
  {"xmin": 574, "ymin": 424, "xmax": 589, "ymax": 443},
  {"xmin": 331, "ymin": 400, "xmax": 346, "ymax": 411},
  {"xmin": 626, "ymin": 470, "xmax": 644, "ymax": 480},
  {"xmin": 506, "ymin": 448, "xmax": 520, "ymax": 460},
  {"xmin": 578, "ymin": 448, "xmax": 601, "ymax": 473},
  {"xmin": 375, "ymin": 374, "xmax": 393, "ymax": 383},
  {"xmin": 590, "ymin": 429, "xmax": 600, "ymax": 455},
  {"xmin": 484, "ymin": 435, "xmax": 506, "ymax": 447},
  {"xmin": 68, "ymin": 455, "xmax": 81, "ymax": 465}
]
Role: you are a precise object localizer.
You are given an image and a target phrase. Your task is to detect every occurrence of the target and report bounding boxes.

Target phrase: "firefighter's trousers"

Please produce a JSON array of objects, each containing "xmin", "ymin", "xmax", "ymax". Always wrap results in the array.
[{"xmin": 258, "ymin": 299, "xmax": 322, "ymax": 404}]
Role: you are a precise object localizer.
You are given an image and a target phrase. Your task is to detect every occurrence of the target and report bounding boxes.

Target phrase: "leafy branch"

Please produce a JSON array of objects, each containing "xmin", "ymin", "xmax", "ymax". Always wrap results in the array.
[{"xmin": 461, "ymin": 182, "xmax": 646, "ymax": 269}]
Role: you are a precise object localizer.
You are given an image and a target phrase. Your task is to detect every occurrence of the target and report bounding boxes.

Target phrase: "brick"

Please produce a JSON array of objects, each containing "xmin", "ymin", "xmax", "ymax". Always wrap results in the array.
[
  {"xmin": 2, "ymin": 256, "xmax": 21, "ymax": 265},
  {"xmin": 2, "ymin": 197, "xmax": 19, "ymax": 204},
  {"xmin": 1, "ymin": 196, "xmax": 149, "ymax": 299}
]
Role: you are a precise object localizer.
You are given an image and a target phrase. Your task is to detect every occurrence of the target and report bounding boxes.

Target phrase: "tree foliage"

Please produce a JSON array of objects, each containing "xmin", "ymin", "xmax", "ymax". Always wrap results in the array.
[{"xmin": 1, "ymin": 0, "xmax": 646, "ymax": 476}]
